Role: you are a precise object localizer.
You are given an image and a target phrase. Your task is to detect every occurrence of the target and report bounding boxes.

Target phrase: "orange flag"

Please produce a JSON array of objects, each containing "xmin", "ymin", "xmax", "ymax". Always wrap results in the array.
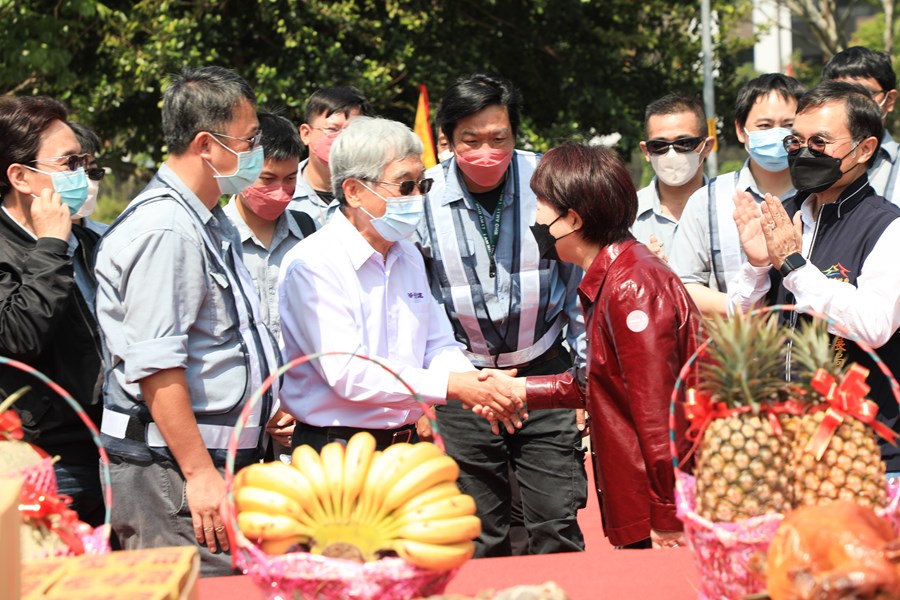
[{"xmin": 414, "ymin": 85, "xmax": 437, "ymax": 168}]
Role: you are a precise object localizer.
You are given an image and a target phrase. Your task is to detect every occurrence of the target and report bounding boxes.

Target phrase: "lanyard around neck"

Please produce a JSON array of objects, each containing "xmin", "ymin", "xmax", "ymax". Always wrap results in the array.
[{"xmin": 471, "ymin": 157, "xmax": 517, "ymax": 278}]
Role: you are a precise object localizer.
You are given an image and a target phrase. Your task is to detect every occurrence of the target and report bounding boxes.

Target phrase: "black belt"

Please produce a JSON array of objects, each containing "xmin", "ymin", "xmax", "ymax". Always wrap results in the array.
[{"xmin": 299, "ymin": 423, "xmax": 415, "ymax": 447}]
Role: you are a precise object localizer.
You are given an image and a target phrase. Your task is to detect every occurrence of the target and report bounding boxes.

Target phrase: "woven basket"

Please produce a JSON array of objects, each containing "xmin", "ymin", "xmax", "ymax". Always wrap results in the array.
[
  {"xmin": 0, "ymin": 355, "xmax": 112, "ymax": 557},
  {"xmin": 668, "ymin": 305, "xmax": 900, "ymax": 599},
  {"xmin": 222, "ymin": 351, "xmax": 461, "ymax": 600}
]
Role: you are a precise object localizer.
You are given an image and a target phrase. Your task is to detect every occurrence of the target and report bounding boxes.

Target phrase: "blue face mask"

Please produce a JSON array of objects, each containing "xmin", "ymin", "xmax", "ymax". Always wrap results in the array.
[
  {"xmin": 207, "ymin": 138, "xmax": 264, "ymax": 196},
  {"xmin": 359, "ymin": 182, "xmax": 424, "ymax": 242},
  {"xmin": 745, "ymin": 127, "xmax": 792, "ymax": 172},
  {"xmin": 26, "ymin": 166, "xmax": 89, "ymax": 215}
]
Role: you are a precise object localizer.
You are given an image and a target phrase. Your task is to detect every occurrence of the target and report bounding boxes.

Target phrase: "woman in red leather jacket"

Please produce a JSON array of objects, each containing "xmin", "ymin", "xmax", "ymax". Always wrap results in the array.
[{"xmin": 516, "ymin": 143, "xmax": 702, "ymax": 549}]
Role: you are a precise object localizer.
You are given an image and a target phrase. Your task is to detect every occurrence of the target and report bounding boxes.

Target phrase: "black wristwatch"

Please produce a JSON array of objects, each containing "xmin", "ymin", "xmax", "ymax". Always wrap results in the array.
[{"xmin": 779, "ymin": 252, "xmax": 806, "ymax": 277}]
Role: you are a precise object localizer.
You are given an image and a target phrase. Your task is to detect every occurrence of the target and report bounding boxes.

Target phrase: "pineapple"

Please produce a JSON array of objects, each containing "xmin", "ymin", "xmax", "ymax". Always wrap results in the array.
[
  {"xmin": 694, "ymin": 311, "xmax": 794, "ymax": 522},
  {"xmin": 788, "ymin": 320, "xmax": 886, "ymax": 509}
]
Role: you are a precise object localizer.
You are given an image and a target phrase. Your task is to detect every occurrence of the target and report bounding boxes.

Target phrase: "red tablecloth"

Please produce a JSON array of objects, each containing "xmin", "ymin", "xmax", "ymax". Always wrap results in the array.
[{"xmin": 200, "ymin": 454, "xmax": 702, "ymax": 598}]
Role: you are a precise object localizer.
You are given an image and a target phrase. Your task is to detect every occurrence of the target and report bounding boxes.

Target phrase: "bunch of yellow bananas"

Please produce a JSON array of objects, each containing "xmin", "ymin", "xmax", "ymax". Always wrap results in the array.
[{"xmin": 233, "ymin": 432, "xmax": 479, "ymax": 571}]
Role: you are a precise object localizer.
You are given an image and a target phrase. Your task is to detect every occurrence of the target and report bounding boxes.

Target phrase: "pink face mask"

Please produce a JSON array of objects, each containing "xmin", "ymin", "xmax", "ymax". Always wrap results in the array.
[
  {"xmin": 455, "ymin": 148, "xmax": 513, "ymax": 188},
  {"xmin": 241, "ymin": 184, "xmax": 294, "ymax": 221},
  {"xmin": 312, "ymin": 134, "xmax": 336, "ymax": 165}
]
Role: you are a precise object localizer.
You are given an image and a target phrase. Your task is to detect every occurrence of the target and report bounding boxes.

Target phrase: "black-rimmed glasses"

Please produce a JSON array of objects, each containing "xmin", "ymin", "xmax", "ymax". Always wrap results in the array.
[
  {"xmin": 644, "ymin": 137, "xmax": 705, "ymax": 156},
  {"xmin": 782, "ymin": 134, "xmax": 853, "ymax": 157}
]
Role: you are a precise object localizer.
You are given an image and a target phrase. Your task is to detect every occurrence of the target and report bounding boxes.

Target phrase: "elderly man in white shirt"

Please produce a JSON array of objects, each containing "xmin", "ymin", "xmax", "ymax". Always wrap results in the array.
[{"xmin": 278, "ymin": 116, "xmax": 524, "ymax": 451}]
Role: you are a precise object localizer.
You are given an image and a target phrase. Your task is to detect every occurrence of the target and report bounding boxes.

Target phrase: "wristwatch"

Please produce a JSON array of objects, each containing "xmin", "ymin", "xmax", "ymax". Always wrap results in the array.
[{"xmin": 778, "ymin": 252, "xmax": 806, "ymax": 277}]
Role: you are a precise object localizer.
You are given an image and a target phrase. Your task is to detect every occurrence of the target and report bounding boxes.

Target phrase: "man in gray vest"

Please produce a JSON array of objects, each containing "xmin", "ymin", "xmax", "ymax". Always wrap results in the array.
[
  {"xmin": 417, "ymin": 74, "xmax": 588, "ymax": 557},
  {"xmin": 95, "ymin": 66, "xmax": 280, "ymax": 576}
]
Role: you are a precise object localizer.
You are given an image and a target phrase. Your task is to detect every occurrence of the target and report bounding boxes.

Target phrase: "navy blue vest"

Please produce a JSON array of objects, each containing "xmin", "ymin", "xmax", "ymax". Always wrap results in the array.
[{"xmin": 778, "ymin": 175, "xmax": 900, "ymax": 470}]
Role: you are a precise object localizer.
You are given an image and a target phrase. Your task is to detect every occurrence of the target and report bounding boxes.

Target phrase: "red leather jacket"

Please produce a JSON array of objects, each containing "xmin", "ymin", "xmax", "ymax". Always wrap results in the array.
[{"xmin": 526, "ymin": 238, "xmax": 701, "ymax": 546}]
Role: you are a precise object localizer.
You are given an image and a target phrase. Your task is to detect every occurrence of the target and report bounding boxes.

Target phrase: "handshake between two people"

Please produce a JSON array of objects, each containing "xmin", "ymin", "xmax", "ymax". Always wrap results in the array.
[{"xmin": 447, "ymin": 369, "xmax": 528, "ymax": 434}]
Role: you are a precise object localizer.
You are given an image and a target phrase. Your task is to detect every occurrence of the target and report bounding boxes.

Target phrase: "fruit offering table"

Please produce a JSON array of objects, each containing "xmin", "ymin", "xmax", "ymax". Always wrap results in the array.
[
  {"xmin": 199, "ymin": 543, "xmax": 700, "ymax": 599},
  {"xmin": 200, "ymin": 459, "xmax": 701, "ymax": 599}
]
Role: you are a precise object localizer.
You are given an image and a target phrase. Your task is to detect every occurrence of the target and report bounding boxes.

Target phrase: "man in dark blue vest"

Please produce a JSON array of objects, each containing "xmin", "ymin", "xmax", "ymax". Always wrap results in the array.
[{"xmin": 729, "ymin": 80, "xmax": 900, "ymax": 475}]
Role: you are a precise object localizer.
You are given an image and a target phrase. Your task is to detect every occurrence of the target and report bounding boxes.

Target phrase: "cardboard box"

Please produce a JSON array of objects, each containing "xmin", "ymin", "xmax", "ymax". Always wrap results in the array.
[
  {"xmin": 22, "ymin": 546, "xmax": 199, "ymax": 600},
  {"xmin": 1, "ymin": 476, "xmax": 23, "ymax": 600}
]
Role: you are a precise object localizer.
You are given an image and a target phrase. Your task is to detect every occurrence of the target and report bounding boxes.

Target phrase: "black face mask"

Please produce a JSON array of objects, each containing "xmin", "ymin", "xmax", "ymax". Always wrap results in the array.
[
  {"xmin": 529, "ymin": 214, "xmax": 577, "ymax": 261},
  {"xmin": 787, "ymin": 144, "xmax": 858, "ymax": 194}
]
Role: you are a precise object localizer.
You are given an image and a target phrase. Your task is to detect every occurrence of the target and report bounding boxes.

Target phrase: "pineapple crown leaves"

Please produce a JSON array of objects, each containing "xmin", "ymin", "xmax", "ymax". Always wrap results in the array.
[
  {"xmin": 697, "ymin": 312, "xmax": 790, "ymax": 410},
  {"xmin": 788, "ymin": 318, "xmax": 849, "ymax": 403}
]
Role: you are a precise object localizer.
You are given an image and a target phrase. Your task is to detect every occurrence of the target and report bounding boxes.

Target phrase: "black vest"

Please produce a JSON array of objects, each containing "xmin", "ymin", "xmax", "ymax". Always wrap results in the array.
[{"xmin": 777, "ymin": 175, "xmax": 900, "ymax": 470}]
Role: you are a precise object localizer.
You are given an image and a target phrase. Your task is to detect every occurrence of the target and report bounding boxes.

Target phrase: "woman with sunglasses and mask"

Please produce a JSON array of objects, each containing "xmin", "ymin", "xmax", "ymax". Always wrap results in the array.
[
  {"xmin": 669, "ymin": 74, "xmax": 805, "ymax": 317},
  {"xmin": 495, "ymin": 143, "xmax": 702, "ymax": 550},
  {"xmin": 0, "ymin": 96, "xmax": 107, "ymax": 528},
  {"xmin": 730, "ymin": 80, "xmax": 900, "ymax": 479}
]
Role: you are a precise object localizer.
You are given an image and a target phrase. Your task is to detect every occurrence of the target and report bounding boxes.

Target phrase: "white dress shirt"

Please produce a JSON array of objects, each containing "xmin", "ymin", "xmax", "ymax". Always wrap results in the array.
[
  {"xmin": 277, "ymin": 209, "xmax": 474, "ymax": 428},
  {"xmin": 727, "ymin": 195, "xmax": 900, "ymax": 348}
]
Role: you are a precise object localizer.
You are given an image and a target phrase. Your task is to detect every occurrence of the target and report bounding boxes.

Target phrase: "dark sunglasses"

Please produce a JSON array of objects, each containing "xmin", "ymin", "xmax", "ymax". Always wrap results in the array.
[
  {"xmin": 644, "ymin": 137, "xmax": 705, "ymax": 156},
  {"xmin": 782, "ymin": 134, "xmax": 853, "ymax": 157},
  {"xmin": 86, "ymin": 167, "xmax": 106, "ymax": 181},
  {"xmin": 375, "ymin": 178, "xmax": 434, "ymax": 196},
  {"xmin": 30, "ymin": 153, "xmax": 91, "ymax": 172}
]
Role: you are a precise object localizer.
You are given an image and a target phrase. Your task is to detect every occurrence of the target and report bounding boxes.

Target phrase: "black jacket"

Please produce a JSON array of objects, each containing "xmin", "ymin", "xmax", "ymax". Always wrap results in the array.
[{"xmin": 0, "ymin": 208, "xmax": 103, "ymax": 463}]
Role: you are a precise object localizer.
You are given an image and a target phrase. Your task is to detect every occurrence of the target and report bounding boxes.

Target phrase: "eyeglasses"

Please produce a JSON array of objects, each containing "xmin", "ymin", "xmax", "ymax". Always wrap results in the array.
[
  {"xmin": 30, "ymin": 153, "xmax": 91, "ymax": 172},
  {"xmin": 311, "ymin": 126, "xmax": 345, "ymax": 138},
  {"xmin": 372, "ymin": 178, "xmax": 434, "ymax": 196},
  {"xmin": 644, "ymin": 137, "xmax": 705, "ymax": 156},
  {"xmin": 782, "ymin": 134, "xmax": 854, "ymax": 156},
  {"xmin": 208, "ymin": 131, "xmax": 259, "ymax": 150},
  {"xmin": 86, "ymin": 167, "xmax": 106, "ymax": 181}
]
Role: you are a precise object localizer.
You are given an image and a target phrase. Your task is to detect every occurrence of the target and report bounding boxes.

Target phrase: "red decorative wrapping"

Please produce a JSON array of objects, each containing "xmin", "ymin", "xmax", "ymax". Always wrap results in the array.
[
  {"xmin": 19, "ymin": 488, "xmax": 86, "ymax": 555},
  {"xmin": 0, "ymin": 408, "xmax": 23, "ymax": 440},
  {"xmin": 808, "ymin": 365, "xmax": 898, "ymax": 460},
  {"xmin": 682, "ymin": 389, "xmax": 804, "ymax": 465}
]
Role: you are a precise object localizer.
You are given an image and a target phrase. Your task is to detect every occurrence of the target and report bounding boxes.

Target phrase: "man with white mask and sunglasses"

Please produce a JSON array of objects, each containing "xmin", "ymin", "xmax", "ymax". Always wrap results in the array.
[
  {"xmin": 0, "ymin": 96, "xmax": 105, "ymax": 528},
  {"xmin": 95, "ymin": 66, "xmax": 281, "ymax": 576},
  {"xmin": 669, "ymin": 73, "xmax": 805, "ymax": 315},
  {"xmin": 633, "ymin": 93, "xmax": 713, "ymax": 261},
  {"xmin": 278, "ymin": 116, "xmax": 526, "ymax": 454},
  {"xmin": 69, "ymin": 122, "xmax": 109, "ymax": 235}
]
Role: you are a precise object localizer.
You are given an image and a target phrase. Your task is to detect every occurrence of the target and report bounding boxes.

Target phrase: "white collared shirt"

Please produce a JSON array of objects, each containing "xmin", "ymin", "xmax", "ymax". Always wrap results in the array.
[
  {"xmin": 727, "ymin": 195, "xmax": 900, "ymax": 348},
  {"xmin": 277, "ymin": 209, "xmax": 474, "ymax": 428}
]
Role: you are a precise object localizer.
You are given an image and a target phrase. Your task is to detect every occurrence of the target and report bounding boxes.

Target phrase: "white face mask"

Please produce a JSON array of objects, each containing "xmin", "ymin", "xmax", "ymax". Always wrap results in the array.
[
  {"xmin": 649, "ymin": 145, "xmax": 704, "ymax": 187},
  {"xmin": 73, "ymin": 178, "xmax": 100, "ymax": 219}
]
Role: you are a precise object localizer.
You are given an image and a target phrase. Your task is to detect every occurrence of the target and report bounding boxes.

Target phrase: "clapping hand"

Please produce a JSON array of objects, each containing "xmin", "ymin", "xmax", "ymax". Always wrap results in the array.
[{"xmin": 732, "ymin": 190, "xmax": 769, "ymax": 267}]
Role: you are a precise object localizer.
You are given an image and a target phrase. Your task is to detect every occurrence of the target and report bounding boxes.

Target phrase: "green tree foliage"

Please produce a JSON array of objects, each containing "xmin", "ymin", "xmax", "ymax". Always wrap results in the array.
[{"xmin": 2, "ymin": 0, "xmax": 753, "ymax": 170}]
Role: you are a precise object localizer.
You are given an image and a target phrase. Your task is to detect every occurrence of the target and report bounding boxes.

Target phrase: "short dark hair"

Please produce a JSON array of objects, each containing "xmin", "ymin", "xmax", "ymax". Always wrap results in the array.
[
  {"xmin": 258, "ymin": 110, "xmax": 302, "ymax": 162},
  {"xmin": 644, "ymin": 93, "xmax": 707, "ymax": 138},
  {"xmin": 162, "ymin": 66, "xmax": 256, "ymax": 156},
  {"xmin": 823, "ymin": 46, "xmax": 897, "ymax": 93},
  {"xmin": 797, "ymin": 80, "xmax": 884, "ymax": 167},
  {"xmin": 0, "ymin": 96, "xmax": 69, "ymax": 197},
  {"xmin": 69, "ymin": 122, "xmax": 101, "ymax": 156},
  {"xmin": 437, "ymin": 73, "xmax": 523, "ymax": 143},
  {"xmin": 304, "ymin": 87, "xmax": 371, "ymax": 124},
  {"xmin": 530, "ymin": 143, "xmax": 636, "ymax": 247},
  {"xmin": 734, "ymin": 73, "xmax": 805, "ymax": 129}
]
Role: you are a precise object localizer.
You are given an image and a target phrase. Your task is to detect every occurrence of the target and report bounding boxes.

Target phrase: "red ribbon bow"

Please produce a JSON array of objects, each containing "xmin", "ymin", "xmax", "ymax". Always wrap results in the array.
[
  {"xmin": 19, "ymin": 488, "xmax": 85, "ymax": 555},
  {"xmin": 807, "ymin": 365, "xmax": 898, "ymax": 461},
  {"xmin": 682, "ymin": 389, "xmax": 804, "ymax": 466},
  {"xmin": 0, "ymin": 409, "xmax": 23, "ymax": 441}
]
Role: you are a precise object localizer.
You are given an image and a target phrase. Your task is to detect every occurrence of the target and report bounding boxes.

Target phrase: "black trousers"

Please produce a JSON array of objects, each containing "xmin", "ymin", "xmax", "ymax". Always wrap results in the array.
[{"xmin": 435, "ymin": 350, "xmax": 588, "ymax": 557}]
